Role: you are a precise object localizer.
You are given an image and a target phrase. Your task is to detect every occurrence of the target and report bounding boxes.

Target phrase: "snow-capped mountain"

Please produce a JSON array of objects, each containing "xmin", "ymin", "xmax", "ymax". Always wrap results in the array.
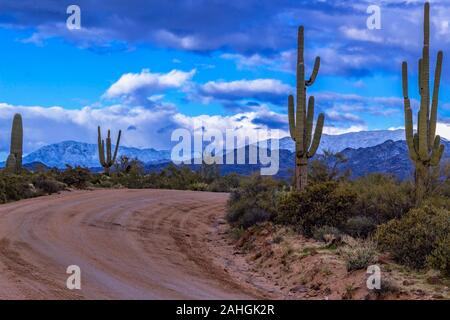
[
  {"xmin": 277, "ymin": 129, "xmax": 407, "ymax": 153},
  {"xmin": 22, "ymin": 141, "xmax": 171, "ymax": 168},
  {"xmin": 17, "ymin": 129, "xmax": 445, "ymax": 169}
]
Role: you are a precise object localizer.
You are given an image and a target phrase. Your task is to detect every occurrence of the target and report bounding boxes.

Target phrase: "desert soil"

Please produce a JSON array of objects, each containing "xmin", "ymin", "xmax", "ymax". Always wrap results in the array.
[
  {"xmin": 0, "ymin": 189, "xmax": 447, "ymax": 300},
  {"xmin": 0, "ymin": 189, "xmax": 274, "ymax": 299}
]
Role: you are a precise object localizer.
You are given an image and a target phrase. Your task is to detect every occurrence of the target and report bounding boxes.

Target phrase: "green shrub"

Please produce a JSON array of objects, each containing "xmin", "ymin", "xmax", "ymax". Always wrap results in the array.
[
  {"xmin": 349, "ymin": 174, "xmax": 414, "ymax": 223},
  {"xmin": 0, "ymin": 172, "xmax": 37, "ymax": 203},
  {"xmin": 375, "ymin": 205, "xmax": 450, "ymax": 272},
  {"xmin": 33, "ymin": 174, "xmax": 65, "ymax": 194},
  {"xmin": 189, "ymin": 182, "xmax": 209, "ymax": 191},
  {"xmin": 276, "ymin": 181, "xmax": 356, "ymax": 237},
  {"xmin": 339, "ymin": 238, "xmax": 377, "ymax": 272},
  {"xmin": 427, "ymin": 234, "xmax": 450, "ymax": 276},
  {"xmin": 207, "ymin": 174, "xmax": 240, "ymax": 192},
  {"xmin": 343, "ymin": 216, "xmax": 376, "ymax": 238},
  {"xmin": 59, "ymin": 166, "xmax": 92, "ymax": 189},
  {"xmin": 226, "ymin": 175, "xmax": 281, "ymax": 229}
]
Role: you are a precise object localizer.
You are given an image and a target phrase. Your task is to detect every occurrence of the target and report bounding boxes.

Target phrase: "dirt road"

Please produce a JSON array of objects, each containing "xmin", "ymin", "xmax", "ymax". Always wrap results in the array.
[{"xmin": 0, "ymin": 189, "xmax": 264, "ymax": 299}]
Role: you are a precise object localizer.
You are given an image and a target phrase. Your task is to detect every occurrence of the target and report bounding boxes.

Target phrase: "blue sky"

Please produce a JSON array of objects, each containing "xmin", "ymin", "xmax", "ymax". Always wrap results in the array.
[{"xmin": 0, "ymin": 0, "xmax": 449, "ymax": 155}]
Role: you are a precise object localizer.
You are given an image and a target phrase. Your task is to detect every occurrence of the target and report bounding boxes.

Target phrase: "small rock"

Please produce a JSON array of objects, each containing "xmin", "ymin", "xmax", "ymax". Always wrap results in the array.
[{"xmin": 432, "ymin": 294, "xmax": 444, "ymax": 299}]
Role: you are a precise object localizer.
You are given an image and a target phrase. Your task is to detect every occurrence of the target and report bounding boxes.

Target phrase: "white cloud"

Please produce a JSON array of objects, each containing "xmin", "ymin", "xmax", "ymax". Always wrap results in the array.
[
  {"xmin": 323, "ymin": 125, "xmax": 368, "ymax": 136},
  {"xmin": 340, "ymin": 27, "xmax": 383, "ymax": 43},
  {"xmin": 103, "ymin": 68, "xmax": 196, "ymax": 105},
  {"xmin": 0, "ymin": 102, "xmax": 290, "ymax": 158},
  {"xmin": 202, "ymin": 79, "xmax": 290, "ymax": 95},
  {"xmin": 437, "ymin": 122, "xmax": 450, "ymax": 141}
]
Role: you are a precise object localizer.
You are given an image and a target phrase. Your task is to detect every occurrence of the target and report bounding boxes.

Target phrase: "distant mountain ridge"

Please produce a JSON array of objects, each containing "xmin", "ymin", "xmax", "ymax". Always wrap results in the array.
[
  {"xmin": 5, "ymin": 130, "xmax": 448, "ymax": 181},
  {"xmin": 21, "ymin": 141, "xmax": 171, "ymax": 169},
  {"xmin": 277, "ymin": 129, "xmax": 408, "ymax": 153}
]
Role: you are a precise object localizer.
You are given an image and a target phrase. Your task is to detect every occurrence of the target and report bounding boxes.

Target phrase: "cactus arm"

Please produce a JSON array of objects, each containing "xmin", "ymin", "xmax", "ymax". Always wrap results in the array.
[
  {"xmin": 305, "ymin": 96, "xmax": 315, "ymax": 150},
  {"xmin": 404, "ymin": 101, "xmax": 418, "ymax": 161},
  {"xmin": 413, "ymin": 133, "xmax": 420, "ymax": 156},
  {"xmin": 98, "ymin": 126, "xmax": 106, "ymax": 166},
  {"xmin": 403, "ymin": 62, "xmax": 419, "ymax": 161},
  {"xmin": 402, "ymin": 62, "xmax": 409, "ymax": 98},
  {"xmin": 106, "ymin": 130, "xmax": 112, "ymax": 165},
  {"xmin": 306, "ymin": 57, "xmax": 320, "ymax": 86},
  {"xmin": 429, "ymin": 51, "xmax": 443, "ymax": 147},
  {"xmin": 112, "ymin": 130, "xmax": 122, "ymax": 163},
  {"xmin": 101, "ymin": 140, "xmax": 106, "ymax": 166},
  {"xmin": 288, "ymin": 95, "xmax": 296, "ymax": 140},
  {"xmin": 307, "ymin": 113, "xmax": 324, "ymax": 158},
  {"xmin": 430, "ymin": 135, "xmax": 444, "ymax": 166}
]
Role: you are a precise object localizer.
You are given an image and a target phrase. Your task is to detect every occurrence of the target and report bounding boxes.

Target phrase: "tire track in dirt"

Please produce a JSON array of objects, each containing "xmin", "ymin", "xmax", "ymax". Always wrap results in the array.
[{"xmin": 0, "ymin": 189, "xmax": 266, "ymax": 299}]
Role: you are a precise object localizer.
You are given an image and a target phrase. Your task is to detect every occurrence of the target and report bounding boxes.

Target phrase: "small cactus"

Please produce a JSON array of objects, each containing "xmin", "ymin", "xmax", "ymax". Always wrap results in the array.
[
  {"xmin": 402, "ymin": 2, "xmax": 445, "ymax": 201},
  {"xmin": 288, "ymin": 26, "xmax": 325, "ymax": 190},
  {"xmin": 97, "ymin": 126, "xmax": 121, "ymax": 175},
  {"xmin": 6, "ymin": 114, "xmax": 23, "ymax": 174}
]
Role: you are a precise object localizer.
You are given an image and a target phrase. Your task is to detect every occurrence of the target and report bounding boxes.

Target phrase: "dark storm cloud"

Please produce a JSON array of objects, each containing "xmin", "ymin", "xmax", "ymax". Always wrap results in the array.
[{"xmin": 3, "ymin": 1, "xmax": 450, "ymax": 77}]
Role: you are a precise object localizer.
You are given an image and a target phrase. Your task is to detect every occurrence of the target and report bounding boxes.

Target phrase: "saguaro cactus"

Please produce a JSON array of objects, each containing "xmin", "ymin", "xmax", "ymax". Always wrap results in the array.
[
  {"xmin": 402, "ymin": 2, "xmax": 445, "ymax": 201},
  {"xmin": 97, "ymin": 126, "xmax": 122, "ymax": 175},
  {"xmin": 288, "ymin": 26, "xmax": 325, "ymax": 190},
  {"xmin": 6, "ymin": 113, "xmax": 23, "ymax": 174}
]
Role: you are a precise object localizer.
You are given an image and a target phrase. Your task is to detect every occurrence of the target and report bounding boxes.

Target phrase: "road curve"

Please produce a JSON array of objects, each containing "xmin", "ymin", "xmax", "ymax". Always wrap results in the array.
[{"xmin": 0, "ymin": 189, "xmax": 261, "ymax": 299}]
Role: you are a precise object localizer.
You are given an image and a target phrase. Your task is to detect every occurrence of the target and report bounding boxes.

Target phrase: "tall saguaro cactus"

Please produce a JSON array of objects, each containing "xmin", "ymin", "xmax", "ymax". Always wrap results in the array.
[
  {"xmin": 6, "ymin": 113, "xmax": 23, "ymax": 174},
  {"xmin": 402, "ymin": 2, "xmax": 445, "ymax": 201},
  {"xmin": 97, "ymin": 126, "xmax": 122, "ymax": 175},
  {"xmin": 288, "ymin": 26, "xmax": 325, "ymax": 190}
]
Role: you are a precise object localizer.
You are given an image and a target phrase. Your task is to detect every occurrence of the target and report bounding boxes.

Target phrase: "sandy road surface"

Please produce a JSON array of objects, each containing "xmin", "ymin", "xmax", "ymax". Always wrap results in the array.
[{"xmin": 0, "ymin": 189, "xmax": 264, "ymax": 299}]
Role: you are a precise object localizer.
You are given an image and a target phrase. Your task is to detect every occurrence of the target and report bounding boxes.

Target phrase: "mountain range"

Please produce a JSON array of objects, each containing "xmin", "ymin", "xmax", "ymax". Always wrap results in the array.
[
  {"xmin": 3, "ymin": 129, "xmax": 449, "ymax": 180},
  {"xmin": 21, "ymin": 141, "xmax": 171, "ymax": 168}
]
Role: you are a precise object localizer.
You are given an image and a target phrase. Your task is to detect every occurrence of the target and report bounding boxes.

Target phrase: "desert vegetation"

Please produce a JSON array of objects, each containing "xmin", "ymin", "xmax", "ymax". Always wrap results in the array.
[{"xmin": 225, "ymin": 3, "xmax": 449, "ymax": 297}]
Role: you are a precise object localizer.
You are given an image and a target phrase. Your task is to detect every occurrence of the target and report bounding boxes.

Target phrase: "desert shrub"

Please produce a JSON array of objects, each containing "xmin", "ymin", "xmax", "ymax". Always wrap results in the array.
[
  {"xmin": 189, "ymin": 182, "xmax": 209, "ymax": 191},
  {"xmin": 343, "ymin": 216, "xmax": 377, "ymax": 238},
  {"xmin": 59, "ymin": 166, "xmax": 92, "ymax": 189},
  {"xmin": 32, "ymin": 174, "xmax": 65, "ymax": 194},
  {"xmin": 375, "ymin": 205, "xmax": 450, "ymax": 272},
  {"xmin": 427, "ymin": 234, "xmax": 450, "ymax": 276},
  {"xmin": 149, "ymin": 164, "xmax": 202, "ymax": 190},
  {"xmin": 276, "ymin": 181, "xmax": 356, "ymax": 237},
  {"xmin": 207, "ymin": 174, "xmax": 240, "ymax": 192},
  {"xmin": 226, "ymin": 175, "xmax": 282, "ymax": 229},
  {"xmin": 312, "ymin": 225, "xmax": 341, "ymax": 242},
  {"xmin": 421, "ymin": 194, "xmax": 450, "ymax": 211},
  {"xmin": 349, "ymin": 174, "xmax": 414, "ymax": 223},
  {"xmin": 0, "ymin": 172, "xmax": 37, "ymax": 203},
  {"xmin": 339, "ymin": 237, "xmax": 377, "ymax": 272}
]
